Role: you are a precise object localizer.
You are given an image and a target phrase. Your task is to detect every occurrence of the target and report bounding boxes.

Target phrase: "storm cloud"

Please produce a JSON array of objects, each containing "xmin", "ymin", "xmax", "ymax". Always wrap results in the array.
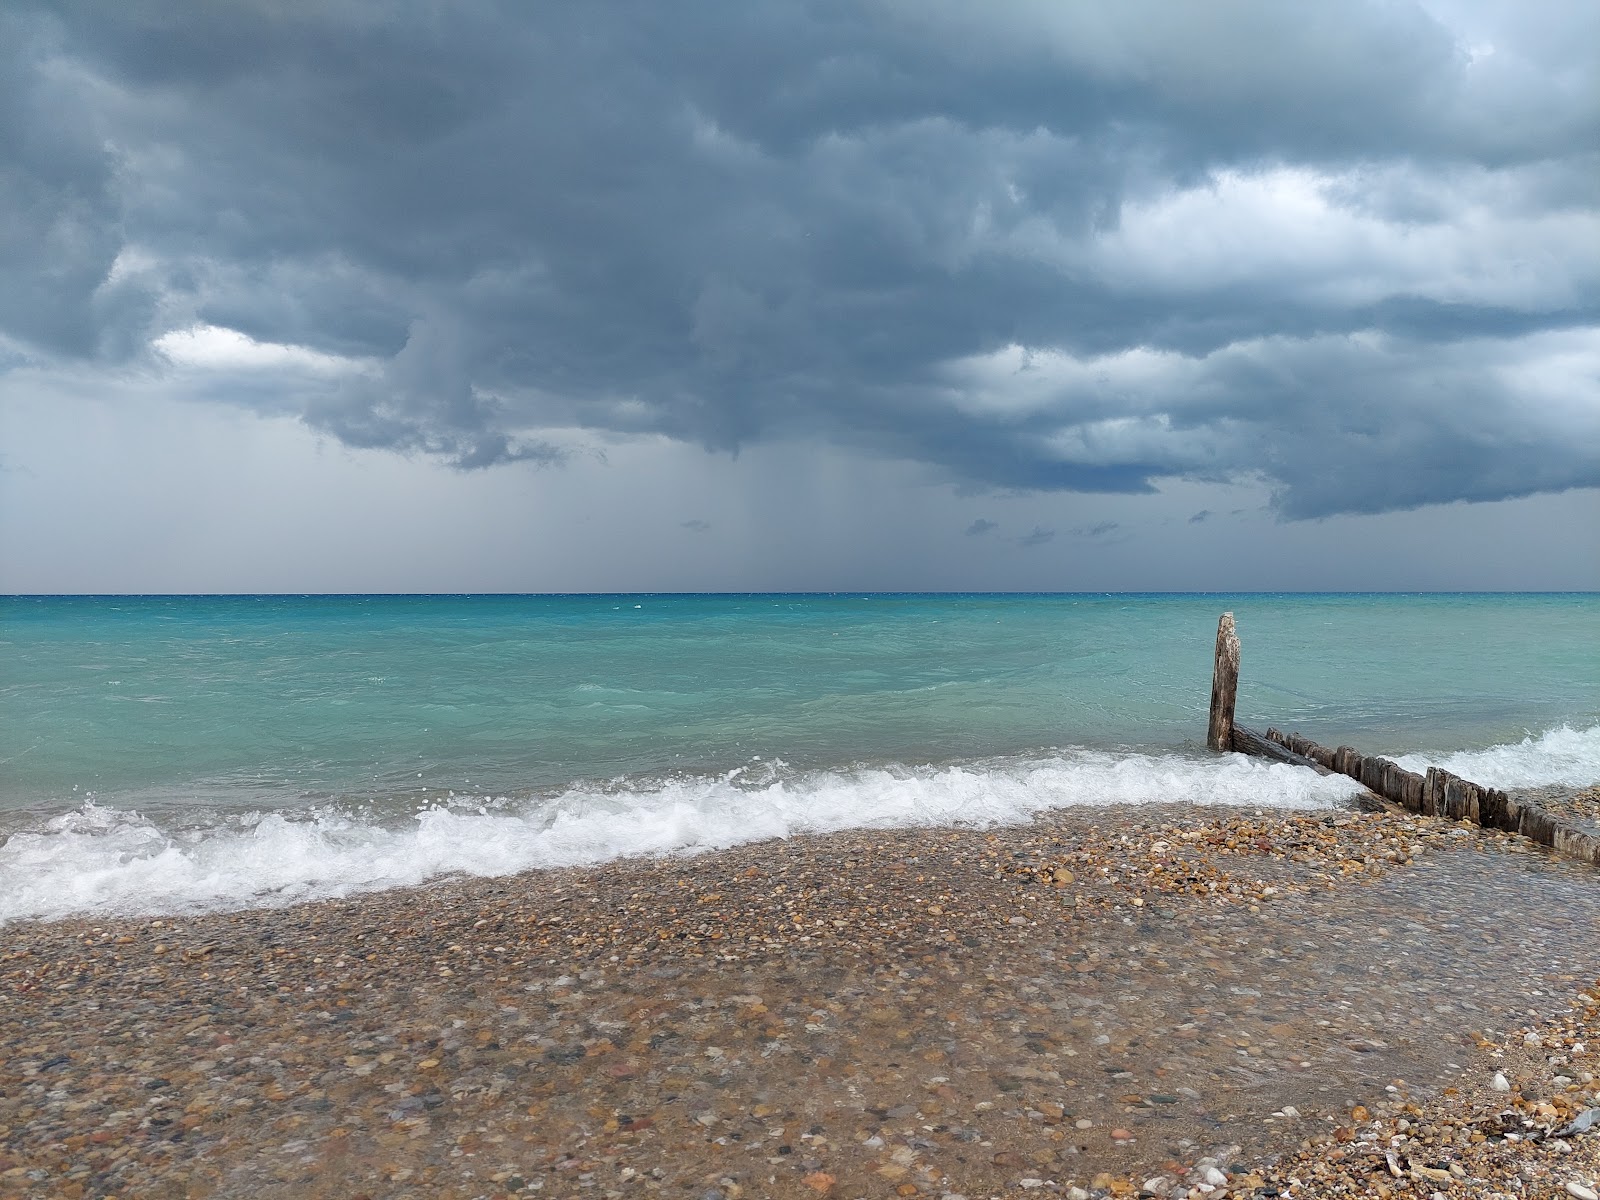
[{"xmin": 3, "ymin": 0, "xmax": 1596, "ymax": 518}]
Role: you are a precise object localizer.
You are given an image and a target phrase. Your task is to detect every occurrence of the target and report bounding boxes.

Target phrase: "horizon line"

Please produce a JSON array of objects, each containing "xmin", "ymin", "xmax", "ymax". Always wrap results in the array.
[{"xmin": 5, "ymin": 590, "xmax": 1597, "ymax": 600}]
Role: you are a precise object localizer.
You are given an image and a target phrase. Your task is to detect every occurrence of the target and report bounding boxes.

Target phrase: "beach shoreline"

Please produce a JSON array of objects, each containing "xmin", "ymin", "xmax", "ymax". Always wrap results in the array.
[{"xmin": 4, "ymin": 801, "xmax": 1598, "ymax": 1199}]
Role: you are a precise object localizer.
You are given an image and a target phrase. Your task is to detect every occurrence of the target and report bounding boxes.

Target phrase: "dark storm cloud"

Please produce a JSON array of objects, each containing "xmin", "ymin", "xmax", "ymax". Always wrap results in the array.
[{"xmin": 3, "ymin": 1, "xmax": 1597, "ymax": 517}]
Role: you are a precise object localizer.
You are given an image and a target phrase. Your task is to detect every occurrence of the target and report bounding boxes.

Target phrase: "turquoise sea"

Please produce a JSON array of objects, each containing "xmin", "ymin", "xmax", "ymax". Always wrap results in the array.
[{"xmin": 2, "ymin": 593, "xmax": 1596, "ymax": 923}]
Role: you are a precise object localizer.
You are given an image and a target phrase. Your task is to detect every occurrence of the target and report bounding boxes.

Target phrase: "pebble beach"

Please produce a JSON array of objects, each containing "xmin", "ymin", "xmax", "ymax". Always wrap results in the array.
[{"xmin": 4, "ymin": 796, "xmax": 1599, "ymax": 1200}]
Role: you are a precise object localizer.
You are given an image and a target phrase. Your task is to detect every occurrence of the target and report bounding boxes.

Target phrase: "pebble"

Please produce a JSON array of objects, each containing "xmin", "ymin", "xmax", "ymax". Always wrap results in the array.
[{"xmin": 1, "ymin": 801, "xmax": 1597, "ymax": 1198}]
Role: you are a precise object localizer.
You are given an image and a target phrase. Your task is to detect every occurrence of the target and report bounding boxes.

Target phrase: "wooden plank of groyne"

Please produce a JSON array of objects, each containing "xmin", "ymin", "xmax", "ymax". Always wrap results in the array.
[
  {"xmin": 1279, "ymin": 731, "xmax": 1360, "ymax": 779},
  {"xmin": 1376, "ymin": 759, "xmax": 1395, "ymax": 803},
  {"xmin": 1481, "ymin": 788, "xmax": 1510, "ymax": 831},
  {"xmin": 1520, "ymin": 805, "xmax": 1557, "ymax": 847},
  {"xmin": 1207, "ymin": 613, "xmax": 1240, "ymax": 753},
  {"xmin": 1554, "ymin": 826, "xmax": 1600, "ymax": 866},
  {"xmin": 1360, "ymin": 756, "xmax": 1385, "ymax": 795},
  {"xmin": 1403, "ymin": 770, "xmax": 1424, "ymax": 812},
  {"xmin": 1388, "ymin": 764, "xmax": 1427, "ymax": 812},
  {"xmin": 1444, "ymin": 774, "xmax": 1465, "ymax": 821},
  {"xmin": 1231, "ymin": 725, "xmax": 1327, "ymax": 769},
  {"xmin": 1269, "ymin": 729, "xmax": 1349, "ymax": 781},
  {"xmin": 1498, "ymin": 792, "xmax": 1520, "ymax": 834}
]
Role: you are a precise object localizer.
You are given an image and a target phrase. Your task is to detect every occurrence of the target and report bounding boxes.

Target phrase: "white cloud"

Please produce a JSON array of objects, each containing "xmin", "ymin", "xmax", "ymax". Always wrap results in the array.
[
  {"xmin": 1069, "ymin": 165, "xmax": 1600, "ymax": 311},
  {"xmin": 1039, "ymin": 414, "xmax": 1229, "ymax": 470},
  {"xmin": 940, "ymin": 342, "xmax": 1197, "ymax": 420},
  {"xmin": 152, "ymin": 325, "xmax": 374, "ymax": 375}
]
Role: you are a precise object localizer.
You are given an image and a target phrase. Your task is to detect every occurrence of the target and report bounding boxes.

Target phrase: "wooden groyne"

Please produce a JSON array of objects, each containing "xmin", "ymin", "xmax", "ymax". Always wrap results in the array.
[{"xmin": 1206, "ymin": 612, "xmax": 1600, "ymax": 868}]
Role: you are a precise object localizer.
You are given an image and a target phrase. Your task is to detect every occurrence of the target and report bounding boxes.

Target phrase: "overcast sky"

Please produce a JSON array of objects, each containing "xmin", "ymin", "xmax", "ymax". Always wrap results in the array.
[{"xmin": 2, "ymin": 0, "xmax": 1597, "ymax": 592}]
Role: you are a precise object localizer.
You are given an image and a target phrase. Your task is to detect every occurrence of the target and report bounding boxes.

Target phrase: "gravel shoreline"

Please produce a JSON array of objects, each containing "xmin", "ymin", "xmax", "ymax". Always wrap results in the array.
[{"xmin": 3, "ymin": 801, "xmax": 1598, "ymax": 1199}]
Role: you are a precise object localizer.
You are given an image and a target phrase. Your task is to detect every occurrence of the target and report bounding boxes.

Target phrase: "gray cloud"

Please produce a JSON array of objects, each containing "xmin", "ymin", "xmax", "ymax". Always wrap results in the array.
[
  {"xmin": 1189, "ymin": 510, "xmax": 1212, "ymax": 524},
  {"xmin": 1017, "ymin": 526, "xmax": 1055, "ymax": 548},
  {"xmin": 1, "ymin": 1, "xmax": 1596, "ymax": 518},
  {"xmin": 964, "ymin": 518, "xmax": 997, "ymax": 536},
  {"xmin": 681, "ymin": 519, "xmax": 711, "ymax": 533},
  {"xmin": 1078, "ymin": 521, "xmax": 1121, "ymax": 538}
]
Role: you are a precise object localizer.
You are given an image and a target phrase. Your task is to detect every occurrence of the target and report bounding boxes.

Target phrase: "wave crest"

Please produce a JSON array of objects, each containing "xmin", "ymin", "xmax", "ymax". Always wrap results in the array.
[
  {"xmin": 0, "ymin": 749, "xmax": 1359, "ymax": 924},
  {"xmin": 1391, "ymin": 724, "xmax": 1600, "ymax": 789}
]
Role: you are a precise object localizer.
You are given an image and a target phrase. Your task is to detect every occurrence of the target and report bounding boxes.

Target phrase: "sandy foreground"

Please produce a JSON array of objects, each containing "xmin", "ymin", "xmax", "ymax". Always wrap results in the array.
[{"xmin": 3, "ymin": 799, "xmax": 1600, "ymax": 1200}]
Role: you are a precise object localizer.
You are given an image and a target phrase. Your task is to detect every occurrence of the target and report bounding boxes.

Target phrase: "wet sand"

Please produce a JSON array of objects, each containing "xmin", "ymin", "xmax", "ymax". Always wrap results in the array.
[{"xmin": 3, "ymin": 802, "xmax": 1599, "ymax": 1199}]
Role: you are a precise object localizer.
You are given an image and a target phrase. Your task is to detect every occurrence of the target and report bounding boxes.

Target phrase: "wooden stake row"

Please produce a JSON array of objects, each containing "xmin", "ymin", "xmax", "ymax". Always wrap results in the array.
[
  {"xmin": 1205, "ymin": 612, "xmax": 1598, "ymax": 867},
  {"xmin": 1259, "ymin": 727, "xmax": 1600, "ymax": 866}
]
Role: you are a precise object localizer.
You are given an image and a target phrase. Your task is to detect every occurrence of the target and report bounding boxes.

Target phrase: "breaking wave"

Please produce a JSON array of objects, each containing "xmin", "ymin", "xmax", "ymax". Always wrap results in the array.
[
  {"xmin": 1391, "ymin": 724, "xmax": 1600, "ymax": 790},
  {"xmin": 0, "ymin": 748, "xmax": 1361, "ymax": 923}
]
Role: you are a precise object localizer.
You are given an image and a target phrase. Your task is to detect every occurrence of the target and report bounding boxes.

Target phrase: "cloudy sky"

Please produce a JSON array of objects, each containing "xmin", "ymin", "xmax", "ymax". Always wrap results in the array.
[{"xmin": 2, "ymin": 0, "xmax": 1596, "ymax": 592}]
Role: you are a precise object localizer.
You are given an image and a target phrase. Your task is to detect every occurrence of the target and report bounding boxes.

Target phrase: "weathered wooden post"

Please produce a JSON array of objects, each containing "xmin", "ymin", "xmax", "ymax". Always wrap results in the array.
[{"xmin": 1206, "ymin": 612, "xmax": 1239, "ymax": 753}]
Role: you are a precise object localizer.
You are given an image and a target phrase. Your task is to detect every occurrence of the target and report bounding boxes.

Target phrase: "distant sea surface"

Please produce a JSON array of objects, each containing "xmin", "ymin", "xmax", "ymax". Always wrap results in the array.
[{"xmin": 2, "ymin": 593, "xmax": 1596, "ymax": 923}]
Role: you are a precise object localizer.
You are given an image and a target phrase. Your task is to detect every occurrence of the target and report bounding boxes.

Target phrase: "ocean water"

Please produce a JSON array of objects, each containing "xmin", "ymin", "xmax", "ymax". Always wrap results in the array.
[{"xmin": 2, "ymin": 592, "xmax": 1596, "ymax": 923}]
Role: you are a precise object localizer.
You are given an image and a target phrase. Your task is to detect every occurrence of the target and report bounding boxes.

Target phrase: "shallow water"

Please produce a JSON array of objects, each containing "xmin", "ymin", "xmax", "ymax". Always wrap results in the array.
[
  {"xmin": 493, "ymin": 812, "xmax": 1600, "ymax": 1184},
  {"xmin": 7, "ymin": 807, "xmax": 1595, "ymax": 1195},
  {"xmin": 3, "ymin": 592, "xmax": 1596, "ymax": 922},
  {"xmin": 1010, "ymin": 838, "xmax": 1600, "ymax": 1164}
]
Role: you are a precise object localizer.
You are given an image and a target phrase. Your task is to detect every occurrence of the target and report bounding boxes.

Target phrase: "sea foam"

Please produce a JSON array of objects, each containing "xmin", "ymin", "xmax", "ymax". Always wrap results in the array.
[
  {"xmin": 0, "ymin": 749, "xmax": 1360, "ymax": 924},
  {"xmin": 1391, "ymin": 724, "xmax": 1600, "ymax": 789}
]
